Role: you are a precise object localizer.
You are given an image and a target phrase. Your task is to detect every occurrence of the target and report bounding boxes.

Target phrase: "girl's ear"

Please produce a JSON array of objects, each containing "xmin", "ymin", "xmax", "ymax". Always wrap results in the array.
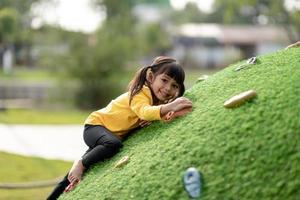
[{"xmin": 146, "ymin": 70, "xmax": 155, "ymax": 83}]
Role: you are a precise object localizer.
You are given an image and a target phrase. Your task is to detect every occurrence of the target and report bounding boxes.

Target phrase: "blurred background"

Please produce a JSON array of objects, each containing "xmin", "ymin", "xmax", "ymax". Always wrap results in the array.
[
  {"xmin": 1, "ymin": 0, "xmax": 299, "ymax": 110},
  {"xmin": 0, "ymin": 0, "xmax": 299, "ymax": 199}
]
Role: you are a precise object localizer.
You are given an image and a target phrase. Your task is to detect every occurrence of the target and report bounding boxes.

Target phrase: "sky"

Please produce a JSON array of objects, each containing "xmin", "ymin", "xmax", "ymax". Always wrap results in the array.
[
  {"xmin": 31, "ymin": 0, "xmax": 105, "ymax": 33},
  {"xmin": 31, "ymin": 0, "xmax": 300, "ymax": 33},
  {"xmin": 31, "ymin": 0, "xmax": 214, "ymax": 33}
]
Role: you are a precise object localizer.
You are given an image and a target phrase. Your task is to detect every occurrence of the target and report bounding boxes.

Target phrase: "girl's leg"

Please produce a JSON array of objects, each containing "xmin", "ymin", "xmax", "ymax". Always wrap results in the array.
[
  {"xmin": 47, "ymin": 148, "xmax": 92, "ymax": 199},
  {"xmin": 81, "ymin": 125, "xmax": 123, "ymax": 168},
  {"xmin": 47, "ymin": 125, "xmax": 122, "ymax": 199},
  {"xmin": 46, "ymin": 173, "xmax": 69, "ymax": 200},
  {"xmin": 67, "ymin": 125, "xmax": 122, "ymax": 188}
]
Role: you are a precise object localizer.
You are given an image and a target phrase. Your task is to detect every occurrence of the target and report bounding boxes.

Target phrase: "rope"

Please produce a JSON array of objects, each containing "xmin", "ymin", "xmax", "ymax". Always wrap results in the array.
[{"xmin": 0, "ymin": 177, "xmax": 63, "ymax": 189}]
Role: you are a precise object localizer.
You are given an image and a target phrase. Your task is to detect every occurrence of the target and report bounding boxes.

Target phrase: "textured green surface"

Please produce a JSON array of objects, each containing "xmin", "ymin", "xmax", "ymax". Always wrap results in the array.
[
  {"xmin": 61, "ymin": 47, "xmax": 300, "ymax": 200},
  {"xmin": 0, "ymin": 152, "xmax": 71, "ymax": 200},
  {"xmin": 0, "ymin": 109, "xmax": 88, "ymax": 124}
]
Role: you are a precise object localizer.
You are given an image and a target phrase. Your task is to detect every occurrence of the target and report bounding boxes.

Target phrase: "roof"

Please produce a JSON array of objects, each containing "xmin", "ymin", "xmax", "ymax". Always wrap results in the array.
[{"xmin": 177, "ymin": 23, "xmax": 290, "ymax": 44}]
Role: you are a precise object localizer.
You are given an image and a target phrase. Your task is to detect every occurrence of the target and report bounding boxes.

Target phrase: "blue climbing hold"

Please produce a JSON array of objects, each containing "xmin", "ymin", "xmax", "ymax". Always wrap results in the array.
[{"xmin": 183, "ymin": 167, "xmax": 202, "ymax": 198}]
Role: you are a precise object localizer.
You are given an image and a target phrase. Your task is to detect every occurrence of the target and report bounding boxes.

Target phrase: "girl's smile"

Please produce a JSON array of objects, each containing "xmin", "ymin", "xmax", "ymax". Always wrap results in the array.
[{"xmin": 149, "ymin": 74, "xmax": 180, "ymax": 102}]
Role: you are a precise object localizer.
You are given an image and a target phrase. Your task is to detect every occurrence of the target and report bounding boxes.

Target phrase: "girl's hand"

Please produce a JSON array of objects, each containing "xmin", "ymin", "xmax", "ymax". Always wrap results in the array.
[
  {"xmin": 163, "ymin": 107, "xmax": 192, "ymax": 122},
  {"xmin": 139, "ymin": 120, "xmax": 151, "ymax": 127},
  {"xmin": 161, "ymin": 97, "xmax": 193, "ymax": 116},
  {"xmin": 168, "ymin": 97, "xmax": 192, "ymax": 112}
]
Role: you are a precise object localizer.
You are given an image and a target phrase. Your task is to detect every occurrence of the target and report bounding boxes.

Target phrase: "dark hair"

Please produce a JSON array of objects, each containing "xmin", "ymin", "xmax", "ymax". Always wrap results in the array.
[{"xmin": 128, "ymin": 56, "xmax": 185, "ymax": 104}]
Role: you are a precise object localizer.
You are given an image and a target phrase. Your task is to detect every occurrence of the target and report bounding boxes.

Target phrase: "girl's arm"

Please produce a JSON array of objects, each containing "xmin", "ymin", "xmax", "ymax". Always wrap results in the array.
[
  {"xmin": 130, "ymin": 88, "xmax": 192, "ymax": 121},
  {"xmin": 130, "ymin": 92, "xmax": 162, "ymax": 121},
  {"xmin": 160, "ymin": 97, "xmax": 193, "ymax": 116}
]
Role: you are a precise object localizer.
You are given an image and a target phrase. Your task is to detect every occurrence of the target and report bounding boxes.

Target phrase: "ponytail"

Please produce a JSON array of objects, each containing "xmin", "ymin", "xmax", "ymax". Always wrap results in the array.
[{"xmin": 128, "ymin": 66, "xmax": 151, "ymax": 104}]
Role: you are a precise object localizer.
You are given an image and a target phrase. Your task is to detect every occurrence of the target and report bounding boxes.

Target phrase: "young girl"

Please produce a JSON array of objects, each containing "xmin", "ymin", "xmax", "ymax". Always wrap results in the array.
[{"xmin": 47, "ymin": 56, "xmax": 193, "ymax": 199}]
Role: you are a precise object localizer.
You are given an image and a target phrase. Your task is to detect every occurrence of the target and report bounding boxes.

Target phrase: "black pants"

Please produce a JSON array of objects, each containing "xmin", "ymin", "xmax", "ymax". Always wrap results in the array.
[{"xmin": 47, "ymin": 125, "xmax": 123, "ymax": 200}]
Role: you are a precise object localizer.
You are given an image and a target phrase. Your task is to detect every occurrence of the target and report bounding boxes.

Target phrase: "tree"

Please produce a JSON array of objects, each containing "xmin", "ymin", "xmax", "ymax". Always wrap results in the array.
[
  {"xmin": 64, "ymin": 0, "xmax": 173, "ymax": 109},
  {"xmin": 0, "ymin": 0, "xmax": 44, "ymax": 68},
  {"xmin": 0, "ymin": 8, "xmax": 18, "ymax": 43},
  {"xmin": 92, "ymin": 0, "xmax": 135, "ymax": 20},
  {"xmin": 170, "ymin": 2, "xmax": 208, "ymax": 24},
  {"xmin": 0, "ymin": 0, "xmax": 40, "ymax": 16},
  {"xmin": 0, "ymin": 0, "xmax": 43, "ymax": 42}
]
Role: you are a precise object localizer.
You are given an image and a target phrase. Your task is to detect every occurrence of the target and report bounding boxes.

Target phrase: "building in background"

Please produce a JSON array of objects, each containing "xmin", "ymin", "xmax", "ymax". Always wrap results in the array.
[{"xmin": 170, "ymin": 23, "xmax": 291, "ymax": 69}]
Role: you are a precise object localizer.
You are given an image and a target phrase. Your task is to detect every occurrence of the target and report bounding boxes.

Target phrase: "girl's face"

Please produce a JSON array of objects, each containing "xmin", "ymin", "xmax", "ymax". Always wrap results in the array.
[{"xmin": 149, "ymin": 73, "xmax": 180, "ymax": 102}]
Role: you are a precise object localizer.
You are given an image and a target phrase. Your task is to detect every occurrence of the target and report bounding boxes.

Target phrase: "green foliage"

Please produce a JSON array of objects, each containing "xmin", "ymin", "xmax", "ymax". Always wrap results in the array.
[
  {"xmin": 93, "ymin": 0, "xmax": 135, "ymax": 19},
  {"xmin": 64, "ymin": 17, "xmax": 138, "ymax": 109},
  {"xmin": 289, "ymin": 6, "xmax": 300, "ymax": 36},
  {"xmin": 60, "ymin": 47, "xmax": 300, "ymax": 200},
  {"xmin": 0, "ymin": 0, "xmax": 43, "ymax": 68},
  {"xmin": 212, "ymin": 0, "xmax": 250, "ymax": 24},
  {"xmin": 62, "ymin": 1, "xmax": 172, "ymax": 109},
  {"xmin": 0, "ymin": 7, "xmax": 18, "ymax": 42},
  {"xmin": 32, "ymin": 25, "xmax": 85, "ymax": 71},
  {"xmin": 135, "ymin": 22, "xmax": 172, "ymax": 55},
  {"xmin": 134, "ymin": 0, "xmax": 170, "ymax": 6},
  {"xmin": 0, "ymin": 0, "xmax": 42, "ymax": 42},
  {"xmin": 0, "ymin": 0, "xmax": 41, "ymax": 16},
  {"xmin": 55, "ymin": 1, "xmax": 135, "ymax": 109},
  {"xmin": 171, "ymin": 2, "xmax": 209, "ymax": 24},
  {"xmin": 93, "ymin": 0, "xmax": 171, "ymax": 20}
]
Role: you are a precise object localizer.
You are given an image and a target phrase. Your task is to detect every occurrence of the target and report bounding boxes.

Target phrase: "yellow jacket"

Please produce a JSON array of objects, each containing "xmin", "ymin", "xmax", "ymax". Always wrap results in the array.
[{"xmin": 84, "ymin": 86, "xmax": 162, "ymax": 138}]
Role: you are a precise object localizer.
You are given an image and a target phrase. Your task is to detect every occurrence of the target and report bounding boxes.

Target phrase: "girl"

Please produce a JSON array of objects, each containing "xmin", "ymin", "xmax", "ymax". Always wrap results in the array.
[{"xmin": 47, "ymin": 56, "xmax": 193, "ymax": 199}]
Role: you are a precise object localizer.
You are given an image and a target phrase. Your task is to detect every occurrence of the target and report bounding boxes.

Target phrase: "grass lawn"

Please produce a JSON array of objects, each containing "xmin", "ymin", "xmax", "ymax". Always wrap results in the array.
[
  {"xmin": 59, "ymin": 47, "xmax": 300, "ymax": 200},
  {"xmin": 0, "ymin": 68, "xmax": 56, "ymax": 81},
  {"xmin": 0, "ymin": 151, "xmax": 71, "ymax": 200},
  {"xmin": 0, "ymin": 109, "xmax": 89, "ymax": 124}
]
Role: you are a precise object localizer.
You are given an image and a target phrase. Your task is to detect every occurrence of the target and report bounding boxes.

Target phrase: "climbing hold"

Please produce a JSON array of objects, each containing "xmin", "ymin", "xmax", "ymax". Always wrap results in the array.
[
  {"xmin": 224, "ymin": 90, "xmax": 257, "ymax": 108},
  {"xmin": 196, "ymin": 75, "xmax": 209, "ymax": 83},
  {"xmin": 183, "ymin": 167, "xmax": 202, "ymax": 198},
  {"xmin": 114, "ymin": 156, "xmax": 130, "ymax": 168},
  {"xmin": 234, "ymin": 56, "xmax": 257, "ymax": 71},
  {"xmin": 285, "ymin": 41, "xmax": 300, "ymax": 49},
  {"xmin": 247, "ymin": 56, "xmax": 257, "ymax": 64}
]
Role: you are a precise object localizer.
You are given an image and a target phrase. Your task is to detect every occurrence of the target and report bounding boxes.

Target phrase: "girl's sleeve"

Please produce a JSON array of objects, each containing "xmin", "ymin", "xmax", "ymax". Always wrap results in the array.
[{"xmin": 130, "ymin": 92, "xmax": 162, "ymax": 121}]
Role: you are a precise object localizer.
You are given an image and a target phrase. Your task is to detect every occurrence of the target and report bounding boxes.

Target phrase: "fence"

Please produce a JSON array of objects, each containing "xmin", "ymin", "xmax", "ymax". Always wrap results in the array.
[{"xmin": 0, "ymin": 80, "xmax": 53, "ymax": 109}]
